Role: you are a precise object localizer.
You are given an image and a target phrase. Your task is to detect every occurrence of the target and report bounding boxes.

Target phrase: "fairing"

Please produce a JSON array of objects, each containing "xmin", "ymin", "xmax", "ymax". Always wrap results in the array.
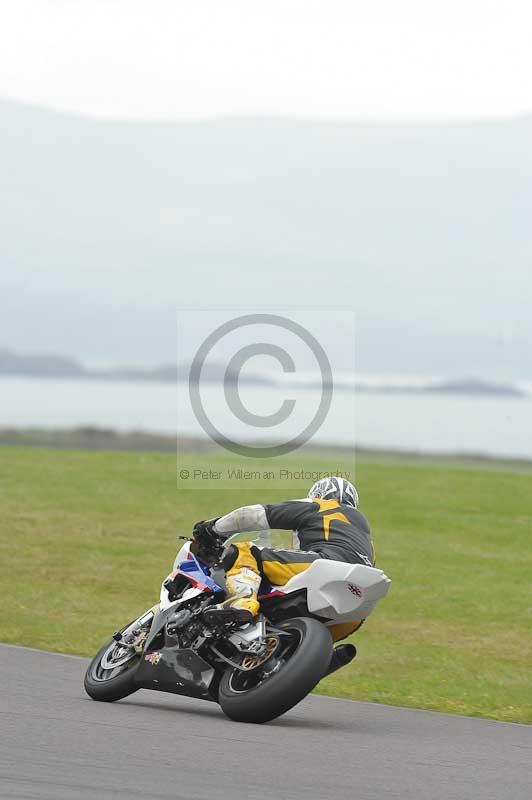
[{"xmin": 136, "ymin": 642, "xmax": 215, "ymax": 701}]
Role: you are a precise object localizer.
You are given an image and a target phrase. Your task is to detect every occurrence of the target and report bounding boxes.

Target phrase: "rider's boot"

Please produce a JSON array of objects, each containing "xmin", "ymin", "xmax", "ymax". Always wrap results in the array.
[{"xmin": 204, "ymin": 568, "xmax": 261, "ymax": 627}]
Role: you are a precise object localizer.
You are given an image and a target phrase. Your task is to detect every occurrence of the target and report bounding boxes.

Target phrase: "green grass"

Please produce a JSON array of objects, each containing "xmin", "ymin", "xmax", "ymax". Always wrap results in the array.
[{"xmin": 1, "ymin": 445, "xmax": 531, "ymax": 723}]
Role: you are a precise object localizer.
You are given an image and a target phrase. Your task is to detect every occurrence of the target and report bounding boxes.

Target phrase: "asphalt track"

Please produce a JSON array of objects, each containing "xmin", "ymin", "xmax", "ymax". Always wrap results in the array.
[{"xmin": 1, "ymin": 644, "xmax": 530, "ymax": 800}]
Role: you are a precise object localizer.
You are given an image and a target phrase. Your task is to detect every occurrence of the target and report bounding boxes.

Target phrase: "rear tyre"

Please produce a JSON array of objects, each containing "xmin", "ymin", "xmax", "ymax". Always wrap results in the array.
[
  {"xmin": 84, "ymin": 639, "xmax": 140, "ymax": 702},
  {"xmin": 218, "ymin": 616, "xmax": 332, "ymax": 724}
]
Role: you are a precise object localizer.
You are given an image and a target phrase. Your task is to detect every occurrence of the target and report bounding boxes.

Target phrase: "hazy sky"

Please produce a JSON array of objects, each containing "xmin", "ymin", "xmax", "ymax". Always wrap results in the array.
[{"xmin": 1, "ymin": 0, "xmax": 531, "ymax": 120}]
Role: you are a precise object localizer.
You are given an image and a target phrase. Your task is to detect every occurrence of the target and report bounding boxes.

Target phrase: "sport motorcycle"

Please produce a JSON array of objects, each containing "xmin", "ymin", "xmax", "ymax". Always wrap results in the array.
[{"xmin": 84, "ymin": 531, "xmax": 390, "ymax": 723}]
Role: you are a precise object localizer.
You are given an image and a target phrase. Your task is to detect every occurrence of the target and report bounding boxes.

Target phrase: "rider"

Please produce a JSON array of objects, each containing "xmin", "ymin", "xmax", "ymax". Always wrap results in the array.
[{"xmin": 193, "ymin": 476, "xmax": 375, "ymax": 645}]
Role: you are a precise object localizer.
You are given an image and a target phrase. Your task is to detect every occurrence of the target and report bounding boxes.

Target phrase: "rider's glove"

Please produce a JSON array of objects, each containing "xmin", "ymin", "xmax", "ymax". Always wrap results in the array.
[
  {"xmin": 192, "ymin": 518, "xmax": 223, "ymax": 561},
  {"xmin": 193, "ymin": 517, "xmax": 219, "ymax": 539}
]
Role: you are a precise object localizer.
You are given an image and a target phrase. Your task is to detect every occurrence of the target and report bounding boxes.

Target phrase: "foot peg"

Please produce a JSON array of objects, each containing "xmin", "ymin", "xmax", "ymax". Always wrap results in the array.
[
  {"xmin": 324, "ymin": 643, "xmax": 357, "ymax": 677},
  {"xmin": 203, "ymin": 606, "xmax": 254, "ymax": 628}
]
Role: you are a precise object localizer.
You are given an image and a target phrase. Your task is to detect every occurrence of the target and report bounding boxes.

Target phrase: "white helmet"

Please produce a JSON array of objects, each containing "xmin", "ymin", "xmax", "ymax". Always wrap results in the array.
[{"xmin": 308, "ymin": 476, "xmax": 359, "ymax": 508}]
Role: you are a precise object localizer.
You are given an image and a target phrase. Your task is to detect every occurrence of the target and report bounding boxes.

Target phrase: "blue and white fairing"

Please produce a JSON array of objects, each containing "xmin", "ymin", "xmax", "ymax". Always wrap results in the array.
[{"xmin": 159, "ymin": 541, "xmax": 223, "ymax": 610}]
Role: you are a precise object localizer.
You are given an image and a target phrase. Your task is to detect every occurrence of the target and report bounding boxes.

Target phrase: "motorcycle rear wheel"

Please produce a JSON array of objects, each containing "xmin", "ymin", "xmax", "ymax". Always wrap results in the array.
[{"xmin": 218, "ymin": 616, "xmax": 332, "ymax": 724}]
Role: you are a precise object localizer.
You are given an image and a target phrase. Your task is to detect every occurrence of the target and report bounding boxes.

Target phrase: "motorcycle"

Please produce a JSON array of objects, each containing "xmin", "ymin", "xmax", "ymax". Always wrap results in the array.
[{"xmin": 84, "ymin": 531, "xmax": 391, "ymax": 723}]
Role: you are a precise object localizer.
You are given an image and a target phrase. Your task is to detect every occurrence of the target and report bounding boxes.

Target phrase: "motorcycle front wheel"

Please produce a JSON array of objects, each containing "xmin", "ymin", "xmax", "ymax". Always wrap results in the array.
[
  {"xmin": 84, "ymin": 638, "xmax": 140, "ymax": 702},
  {"xmin": 218, "ymin": 616, "xmax": 332, "ymax": 724}
]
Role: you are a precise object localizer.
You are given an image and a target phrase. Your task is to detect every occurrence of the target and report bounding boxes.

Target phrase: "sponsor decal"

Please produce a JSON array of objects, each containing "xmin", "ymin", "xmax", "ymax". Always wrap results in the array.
[
  {"xmin": 348, "ymin": 583, "xmax": 363, "ymax": 598},
  {"xmin": 144, "ymin": 652, "xmax": 162, "ymax": 665}
]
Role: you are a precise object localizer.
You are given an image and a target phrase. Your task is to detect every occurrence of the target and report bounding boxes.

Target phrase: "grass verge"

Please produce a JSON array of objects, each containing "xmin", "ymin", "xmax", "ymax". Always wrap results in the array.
[{"xmin": 1, "ymin": 445, "xmax": 530, "ymax": 723}]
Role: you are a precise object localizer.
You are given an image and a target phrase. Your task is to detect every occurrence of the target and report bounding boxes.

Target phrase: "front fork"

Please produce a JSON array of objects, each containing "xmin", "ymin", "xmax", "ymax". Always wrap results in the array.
[{"xmin": 112, "ymin": 605, "xmax": 158, "ymax": 654}]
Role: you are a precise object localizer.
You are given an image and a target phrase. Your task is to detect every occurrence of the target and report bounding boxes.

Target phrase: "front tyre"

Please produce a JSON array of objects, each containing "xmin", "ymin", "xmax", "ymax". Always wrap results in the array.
[
  {"xmin": 84, "ymin": 638, "xmax": 140, "ymax": 702},
  {"xmin": 218, "ymin": 617, "xmax": 332, "ymax": 724}
]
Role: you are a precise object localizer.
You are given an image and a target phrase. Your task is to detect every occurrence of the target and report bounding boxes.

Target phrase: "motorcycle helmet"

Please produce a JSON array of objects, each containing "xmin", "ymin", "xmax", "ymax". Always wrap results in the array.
[{"xmin": 308, "ymin": 476, "xmax": 359, "ymax": 508}]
